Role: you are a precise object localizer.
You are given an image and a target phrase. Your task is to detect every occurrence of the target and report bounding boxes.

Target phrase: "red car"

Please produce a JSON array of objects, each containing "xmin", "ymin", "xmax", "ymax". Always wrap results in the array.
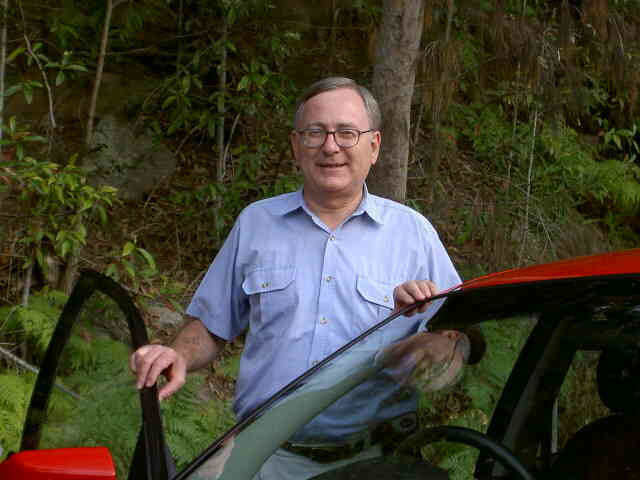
[{"xmin": 2, "ymin": 249, "xmax": 639, "ymax": 479}]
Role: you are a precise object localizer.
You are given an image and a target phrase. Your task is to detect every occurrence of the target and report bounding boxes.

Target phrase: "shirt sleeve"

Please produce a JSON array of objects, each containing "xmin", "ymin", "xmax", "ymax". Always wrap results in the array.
[{"xmin": 186, "ymin": 216, "xmax": 249, "ymax": 341}]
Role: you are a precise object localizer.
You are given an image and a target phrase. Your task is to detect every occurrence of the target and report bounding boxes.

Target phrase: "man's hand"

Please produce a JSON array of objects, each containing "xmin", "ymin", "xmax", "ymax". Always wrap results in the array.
[
  {"xmin": 379, "ymin": 330, "xmax": 470, "ymax": 391},
  {"xmin": 129, "ymin": 318, "xmax": 224, "ymax": 401},
  {"xmin": 129, "ymin": 344, "xmax": 187, "ymax": 400},
  {"xmin": 393, "ymin": 280, "xmax": 439, "ymax": 316}
]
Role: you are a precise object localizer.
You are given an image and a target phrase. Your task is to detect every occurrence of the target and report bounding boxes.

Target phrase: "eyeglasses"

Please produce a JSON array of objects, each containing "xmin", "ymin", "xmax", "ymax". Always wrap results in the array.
[{"xmin": 296, "ymin": 128, "xmax": 375, "ymax": 149}]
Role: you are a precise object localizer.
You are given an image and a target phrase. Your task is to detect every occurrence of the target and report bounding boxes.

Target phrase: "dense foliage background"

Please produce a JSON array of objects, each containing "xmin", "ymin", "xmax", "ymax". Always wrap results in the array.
[{"xmin": 1, "ymin": 0, "xmax": 638, "ymax": 478}]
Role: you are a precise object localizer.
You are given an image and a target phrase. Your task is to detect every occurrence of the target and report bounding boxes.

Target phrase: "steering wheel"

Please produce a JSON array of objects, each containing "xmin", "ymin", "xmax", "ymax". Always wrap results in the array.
[{"xmin": 394, "ymin": 426, "xmax": 536, "ymax": 480}]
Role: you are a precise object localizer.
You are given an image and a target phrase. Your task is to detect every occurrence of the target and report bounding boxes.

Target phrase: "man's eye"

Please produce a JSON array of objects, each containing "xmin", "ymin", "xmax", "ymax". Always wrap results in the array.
[
  {"xmin": 336, "ymin": 130, "xmax": 358, "ymax": 140},
  {"xmin": 306, "ymin": 130, "xmax": 325, "ymax": 138}
]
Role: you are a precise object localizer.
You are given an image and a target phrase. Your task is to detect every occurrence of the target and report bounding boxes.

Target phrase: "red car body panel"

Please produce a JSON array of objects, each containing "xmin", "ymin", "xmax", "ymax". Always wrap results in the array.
[
  {"xmin": 0, "ymin": 447, "xmax": 116, "ymax": 480},
  {"xmin": 456, "ymin": 249, "xmax": 640, "ymax": 291}
]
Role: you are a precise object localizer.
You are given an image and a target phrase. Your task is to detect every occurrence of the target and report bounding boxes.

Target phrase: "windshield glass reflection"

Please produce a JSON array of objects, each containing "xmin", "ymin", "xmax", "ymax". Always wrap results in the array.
[{"xmin": 184, "ymin": 327, "xmax": 470, "ymax": 480}]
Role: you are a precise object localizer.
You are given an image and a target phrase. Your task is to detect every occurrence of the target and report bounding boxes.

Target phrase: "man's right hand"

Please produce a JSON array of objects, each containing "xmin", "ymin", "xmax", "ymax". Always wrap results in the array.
[{"xmin": 130, "ymin": 344, "xmax": 187, "ymax": 400}]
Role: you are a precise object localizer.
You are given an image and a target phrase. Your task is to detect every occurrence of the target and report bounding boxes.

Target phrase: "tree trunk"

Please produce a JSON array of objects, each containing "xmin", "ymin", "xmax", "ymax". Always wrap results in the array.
[
  {"xmin": 86, "ymin": 0, "xmax": 121, "ymax": 146},
  {"xmin": 369, "ymin": 0, "xmax": 425, "ymax": 204},
  {"xmin": 217, "ymin": 15, "xmax": 227, "ymax": 182},
  {"xmin": 0, "ymin": 0, "xmax": 8, "ymax": 151}
]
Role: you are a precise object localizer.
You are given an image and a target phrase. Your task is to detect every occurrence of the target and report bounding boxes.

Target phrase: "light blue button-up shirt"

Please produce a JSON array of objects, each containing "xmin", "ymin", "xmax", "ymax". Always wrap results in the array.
[{"xmin": 187, "ymin": 187, "xmax": 461, "ymax": 441}]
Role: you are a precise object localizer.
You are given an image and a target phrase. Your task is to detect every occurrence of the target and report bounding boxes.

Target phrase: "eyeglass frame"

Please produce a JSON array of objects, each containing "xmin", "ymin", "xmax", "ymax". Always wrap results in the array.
[{"xmin": 295, "ymin": 127, "xmax": 377, "ymax": 149}]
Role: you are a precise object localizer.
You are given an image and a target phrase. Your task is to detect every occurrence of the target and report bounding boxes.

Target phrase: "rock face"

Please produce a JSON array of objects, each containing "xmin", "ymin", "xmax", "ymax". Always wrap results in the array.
[
  {"xmin": 84, "ymin": 113, "xmax": 177, "ymax": 201},
  {"xmin": 146, "ymin": 304, "xmax": 184, "ymax": 328}
]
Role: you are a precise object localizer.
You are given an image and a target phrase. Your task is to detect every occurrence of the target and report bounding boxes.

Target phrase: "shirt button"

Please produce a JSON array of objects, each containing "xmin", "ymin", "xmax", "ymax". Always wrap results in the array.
[
  {"xmin": 319, "ymin": 316, "xmax": 328, "ymax": 325},
  {"xmin": 261, "ymin": 282, "xmax": 269, "ymax": 288},
  {"xmin": 325, "ymin": 275, "xmax": 333, "ymax": 283},
  {"xmin": 384, "ymin": 295, "xmax": 390, "ymax": 302},
  {"xmin": 312, "ymin": 360, "xmax": 319, "ymax": 366},
  {"xmin": 329, "ymin": 235, "xmax": 336, "ymax": 241}
]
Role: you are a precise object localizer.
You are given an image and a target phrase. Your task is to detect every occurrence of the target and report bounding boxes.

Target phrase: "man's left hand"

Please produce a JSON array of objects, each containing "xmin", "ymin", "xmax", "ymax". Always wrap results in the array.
[{"xmin": 393, "ymin": 280, "xmax": 439, "ymax": 316}]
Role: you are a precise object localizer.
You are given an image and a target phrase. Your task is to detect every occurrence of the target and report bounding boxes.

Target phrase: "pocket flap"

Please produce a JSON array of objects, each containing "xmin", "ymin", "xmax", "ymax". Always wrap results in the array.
[
  {"xmin": 356, "ymin": 275, "xmax": 395, "ymax": 309},
  {"xmin": 242, "ymin": 267, "xmax": 295, "ymax": 295}
]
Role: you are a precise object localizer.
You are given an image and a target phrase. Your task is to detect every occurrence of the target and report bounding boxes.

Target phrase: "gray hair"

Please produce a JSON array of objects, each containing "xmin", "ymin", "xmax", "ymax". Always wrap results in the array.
[{"xmin": 293, "ymin": 77, "xmax": 382, "ymax": 131}]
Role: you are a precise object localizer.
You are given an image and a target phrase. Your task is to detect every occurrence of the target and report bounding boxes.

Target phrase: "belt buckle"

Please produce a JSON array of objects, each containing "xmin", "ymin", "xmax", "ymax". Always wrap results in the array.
[{"xmin": 284, "ymin": 432, "xmax": 372, "ymax": 464}]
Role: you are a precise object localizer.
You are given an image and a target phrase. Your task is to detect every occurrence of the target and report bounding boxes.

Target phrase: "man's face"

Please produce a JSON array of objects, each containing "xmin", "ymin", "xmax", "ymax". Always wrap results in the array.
[{"xmin": 291, "ymin": 88, "xmax": 381, "ymax": 201}]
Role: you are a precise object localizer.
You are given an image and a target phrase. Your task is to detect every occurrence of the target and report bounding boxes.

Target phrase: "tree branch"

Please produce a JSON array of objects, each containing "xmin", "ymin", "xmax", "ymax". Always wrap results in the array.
[
  {"xmin": 0, "ymin": 344, "xmax": 82, "ymax": 400},
  {"xmin": 86, "ymin": 0, "xmax": 117, "ymax": 146},
  {"xmin": 18, "ymin": 0, "xmax": 56, "ymax": 132}
]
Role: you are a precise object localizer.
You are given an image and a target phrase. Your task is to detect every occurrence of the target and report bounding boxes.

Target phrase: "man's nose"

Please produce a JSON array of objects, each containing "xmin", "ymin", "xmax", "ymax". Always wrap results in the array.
[{"xmin": 322, "ymin": 131, "xmax": 341, "ymax": 154}]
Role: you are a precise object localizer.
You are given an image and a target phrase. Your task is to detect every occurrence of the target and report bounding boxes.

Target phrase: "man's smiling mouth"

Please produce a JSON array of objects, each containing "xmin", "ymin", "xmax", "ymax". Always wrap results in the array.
[{"xmin": 318, "ymin": 163, "xmax": 347, "ymax": 168}]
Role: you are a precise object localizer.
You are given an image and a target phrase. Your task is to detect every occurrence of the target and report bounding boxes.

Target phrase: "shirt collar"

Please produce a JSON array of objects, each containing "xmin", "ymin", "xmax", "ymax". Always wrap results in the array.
[
  {"xmin": 272, "ymin": 185, "xmax": 384, "ymax": 225},
  {"xmin": 356, "ymin": 184, "xmax": 384, "ymax": 225}
]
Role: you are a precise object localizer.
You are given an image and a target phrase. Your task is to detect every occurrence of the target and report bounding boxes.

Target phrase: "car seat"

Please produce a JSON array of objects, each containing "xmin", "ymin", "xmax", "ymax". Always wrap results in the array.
[{"xmin": 548, "ymin": 349, "xmax": 640, "ymax": 479}]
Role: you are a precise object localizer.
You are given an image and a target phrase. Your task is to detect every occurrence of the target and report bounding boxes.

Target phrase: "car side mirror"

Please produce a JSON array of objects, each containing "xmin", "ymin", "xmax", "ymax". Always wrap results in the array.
[{"xmin": 0, "ymin": 446, "xmax": 116, "ymax": 480}]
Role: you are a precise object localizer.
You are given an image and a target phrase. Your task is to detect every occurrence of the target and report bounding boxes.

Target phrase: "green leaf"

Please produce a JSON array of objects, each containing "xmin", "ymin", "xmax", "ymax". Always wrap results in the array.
[
  {"xmin": 35, "ymin": 249, "xmax": 45, "ymax": 269},
  {"xmin": 56, "ymin": 70, "xmax": 65, "ymax": 86},
  {"xmin": 76, "ymin": 224, "xmax": 87, "ymax": 241},
  {"xmin": 182, "ymin": 75, "xmax": 191, "ymax": 93},
  {"xmin": 66, "ymin": 64, "xmax": 88, "ymax": 72},
  {"xmin": 54, "ymin": 185, "xmax": 64, "ymax": 204},
  {"xmin": 122, "ymin": 241, "xmax": 136, "ymax": 257},
  {"xmin": 614, "ymin": 135, "xmax": 622, "ymax": 150},
  {"xmin": 7, "ymin": 47, "xmax": 26, "ymax": 63},
  {"xmin": 23, "ymin": 135, "xmax": 47, "ymax": 143},
  {"xmin": 97, "ymin": 206, "xmax": 107, "ymax": 224},
  {"xmin": 24, "ymin": 86, "xmax": 33, "ymax": 105},
  {"xmin": 105, "ymin": 263, "xmax": 119, "ymax": 279},
  {"xmin": 79, "ymin": 199, "xmax": 91, "ymax": 212},
  {"xmin": 167, "ymin": 114, "xmax": 185, "ymax": 135},
  {"xmin": 237, "ymin": 75, "xmax": 250, "ymax": 91},
  {"xmin": 162, "ymin": 95, "xmax": 176, "ymax": 109},
  {"xmin": 227, "ymin": 6, "xmax": 237, "ymax": 24},
  {"xmin": 60, "ymin": 240, "xmax": 71, "ymax": 259},
  {"xmin": 123, "ymin": 260, "xmax": 136, "ymax": 280},
  {"xmin": 4, "ymin": 84, "xmax": 22, "ymax": 97},
  {"xmin": 137, "ymin": 248, "xmax": 156, "ymax": 270}
]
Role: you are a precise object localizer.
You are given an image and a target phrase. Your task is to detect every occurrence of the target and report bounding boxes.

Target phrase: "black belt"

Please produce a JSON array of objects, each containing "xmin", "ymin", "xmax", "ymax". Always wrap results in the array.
[{"xmin": 281, "ymin": 412, "xmax": 418, "ymax": 463}]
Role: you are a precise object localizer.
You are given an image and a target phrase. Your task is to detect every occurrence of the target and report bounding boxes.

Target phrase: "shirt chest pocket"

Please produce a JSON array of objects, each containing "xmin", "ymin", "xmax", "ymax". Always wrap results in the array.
[
  {"xmin": 242, "ymin": 267, "xmax": 297, "ymax": 337},
  {"xmin": 356, "ymin": 275, "xmax": 417, "ymax": 343}
]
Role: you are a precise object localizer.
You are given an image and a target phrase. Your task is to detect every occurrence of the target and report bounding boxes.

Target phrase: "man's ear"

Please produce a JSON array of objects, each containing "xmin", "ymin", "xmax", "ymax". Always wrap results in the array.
[{"xmin": 370, "ymin": 130, "xmax": 381, "ymax": 164}]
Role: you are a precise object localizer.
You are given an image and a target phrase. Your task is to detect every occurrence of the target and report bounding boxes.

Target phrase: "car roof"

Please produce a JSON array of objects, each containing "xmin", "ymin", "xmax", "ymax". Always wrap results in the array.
[{"xmin": 429, "ymin": 249, "xmax": 640, "ymax": 330}]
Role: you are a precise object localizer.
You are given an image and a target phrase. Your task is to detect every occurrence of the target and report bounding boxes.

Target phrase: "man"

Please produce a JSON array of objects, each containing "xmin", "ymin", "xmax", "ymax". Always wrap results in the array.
[{"xmin": 130, "ymin": 77, "xmax": 461, "ymax": 479}]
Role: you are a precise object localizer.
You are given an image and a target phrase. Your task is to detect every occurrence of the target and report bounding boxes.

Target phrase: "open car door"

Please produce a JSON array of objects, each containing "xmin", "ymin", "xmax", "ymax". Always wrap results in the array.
[{"xmin": 0, "ymin": 270, "xmax": 174, "ymax": 480}]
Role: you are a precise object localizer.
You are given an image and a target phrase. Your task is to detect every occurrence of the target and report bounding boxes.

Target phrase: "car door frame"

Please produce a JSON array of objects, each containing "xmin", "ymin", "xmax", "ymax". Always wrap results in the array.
[{"xmin": 20, "ymin": 269, "xmax": 174, "ymax": 480}]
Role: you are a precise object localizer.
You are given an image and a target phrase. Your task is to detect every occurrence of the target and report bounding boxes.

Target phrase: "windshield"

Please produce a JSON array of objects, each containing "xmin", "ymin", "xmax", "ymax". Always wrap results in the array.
[{"xmin": 179, "ymin": 321, "xmax": 469, "ymax": 480}]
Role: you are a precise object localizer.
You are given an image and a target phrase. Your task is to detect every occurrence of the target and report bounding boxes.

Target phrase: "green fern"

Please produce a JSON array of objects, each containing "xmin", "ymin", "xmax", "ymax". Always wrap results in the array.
[
  {"xmin": 0, "ymin": 371, "xmax": 34, "ymax": 458},
  {"xmin": 0, "ymin": 289, "xmax": 67, "ymax": 358},
  {"xmin": 161, "ymin": 373, "xmax": 236, "ymax": 469}
]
